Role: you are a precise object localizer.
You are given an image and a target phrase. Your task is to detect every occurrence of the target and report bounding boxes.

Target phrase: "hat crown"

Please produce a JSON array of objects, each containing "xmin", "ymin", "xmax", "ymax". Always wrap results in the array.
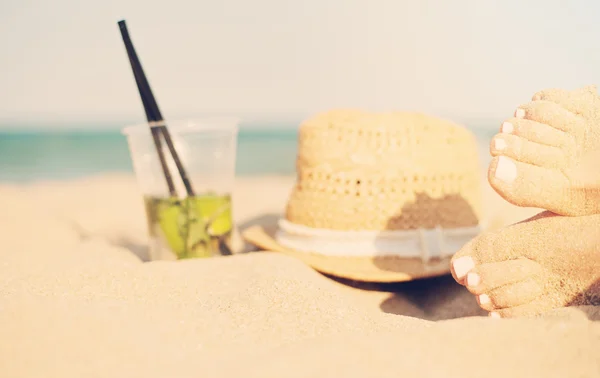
[{"xmin": 285, "ymin": 109, "xmax": 483, "ymax": 231}]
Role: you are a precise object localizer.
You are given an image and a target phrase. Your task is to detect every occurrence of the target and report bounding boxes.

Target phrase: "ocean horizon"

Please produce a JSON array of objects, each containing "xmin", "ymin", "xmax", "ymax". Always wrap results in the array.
[{"xmin": 0, "ymin": 121, "xmax": 497, "ymax": 183}]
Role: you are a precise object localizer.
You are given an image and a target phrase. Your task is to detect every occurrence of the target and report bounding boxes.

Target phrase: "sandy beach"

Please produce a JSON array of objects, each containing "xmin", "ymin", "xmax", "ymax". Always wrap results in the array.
[{"xmin": 1, "ymin": 174, "xmax": 599, "ymax": 377}]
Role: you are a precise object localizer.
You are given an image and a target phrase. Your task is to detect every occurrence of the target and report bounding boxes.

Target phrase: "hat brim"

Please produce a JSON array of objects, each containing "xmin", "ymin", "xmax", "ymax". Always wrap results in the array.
[{"xmin": 242, "ymin": 223, "xmax": 459, "ymax": 283}]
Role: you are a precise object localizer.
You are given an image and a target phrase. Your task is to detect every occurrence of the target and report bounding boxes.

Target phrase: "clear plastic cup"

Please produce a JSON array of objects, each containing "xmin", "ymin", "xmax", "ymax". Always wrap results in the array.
[{"xmin": 122, "ymin": 117, "xmax": 240, "ymax": 261}]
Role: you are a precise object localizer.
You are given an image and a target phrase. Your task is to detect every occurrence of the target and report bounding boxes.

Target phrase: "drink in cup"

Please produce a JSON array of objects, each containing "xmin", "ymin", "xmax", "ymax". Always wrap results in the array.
[{"xmin": 123, "ymin": 117, "xmax": 239, "ymax": 260}]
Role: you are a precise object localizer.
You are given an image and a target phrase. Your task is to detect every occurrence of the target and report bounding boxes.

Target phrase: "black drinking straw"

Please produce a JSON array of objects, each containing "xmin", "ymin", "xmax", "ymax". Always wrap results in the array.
[{"xmin": 118, "ymin": 19, "xmax": 195, "ymax": 197}]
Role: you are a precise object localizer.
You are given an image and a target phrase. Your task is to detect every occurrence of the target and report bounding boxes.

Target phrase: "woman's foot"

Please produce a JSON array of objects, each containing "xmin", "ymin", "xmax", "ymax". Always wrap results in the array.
[
  {"xmin": 450, "ymin": 211, "xmax": 600, "ymax": 318},
  {"xmin": 489, "ymin": 85, "xmax": 600, "ymax": 216}
]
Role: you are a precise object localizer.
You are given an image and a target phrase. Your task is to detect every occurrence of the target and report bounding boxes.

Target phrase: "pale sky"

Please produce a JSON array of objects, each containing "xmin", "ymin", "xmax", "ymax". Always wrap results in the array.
[{"xmin": 1, "ymin": 0, "xmax": 599, "ymax": 127}]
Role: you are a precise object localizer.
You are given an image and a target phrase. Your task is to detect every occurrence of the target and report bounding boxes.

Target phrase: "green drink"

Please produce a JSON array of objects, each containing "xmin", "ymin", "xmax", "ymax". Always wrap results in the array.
[
  {"xmin": 123, "ymin": 117, "xmax": 239, "ymax": 261},
  {"xmin": 144, "ymin": 194, "xmax": 233, "ymax": 259}
]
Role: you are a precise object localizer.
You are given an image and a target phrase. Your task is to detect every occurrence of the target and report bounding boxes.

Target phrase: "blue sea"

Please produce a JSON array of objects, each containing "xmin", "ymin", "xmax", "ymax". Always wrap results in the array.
[{"xmin": 0, "ymin": 123, "xmax": 496, "ymax": 182}]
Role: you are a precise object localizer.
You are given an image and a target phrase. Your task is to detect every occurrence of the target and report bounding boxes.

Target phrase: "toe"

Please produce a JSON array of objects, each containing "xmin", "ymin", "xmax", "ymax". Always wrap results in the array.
[
  {"xmin": 451, "ymin": 230, "xmax": 514, "ymax": 283},
  {"xmin": 489, "ymin": 295, "xmax": 558, "ymax": 318},
  {"xmin": 582, "ymin": 84, "xmax": 598, "ymax": 94},
  {"xmin": 516, "ymin": 100, "xmax": 585, "ymax": 135},
  {"xmin": 488, "ymin": 156, "xmax": 578, "ymax": 215},
  {"xmin": 532, "ymin": 87, "xmax": 573, "ymax": 104},
  {"xmin": 533, "ymin": 85, "xmax": 599, "ymax": 117},
  {"xmin": 490, "ymin": 133, "xmax": 565, "ymax": 169},
  {"xmin": 450, "ymin": 254, "xmax": 476, "ymax": 283},
  {"xmin": 477, "ymin": 278, "xmax": 544, "ymax": 312},
  {"xmin": 464, "ymin": 258, "xmax": 543, "ymax": 295},
  {"xmin": 499, "ymin": 118, "xmax": 572, "ymax": 148}
]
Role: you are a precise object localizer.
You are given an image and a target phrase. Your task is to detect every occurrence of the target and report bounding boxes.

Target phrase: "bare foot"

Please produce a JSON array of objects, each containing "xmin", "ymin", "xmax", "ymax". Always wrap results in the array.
[
  {"xmin": 450, "ymin": 211, "xmax": 600, "ymax": 318},
  {"xmin": 489, "ymin": 85, "xmax": 600, "ymax": 216}
]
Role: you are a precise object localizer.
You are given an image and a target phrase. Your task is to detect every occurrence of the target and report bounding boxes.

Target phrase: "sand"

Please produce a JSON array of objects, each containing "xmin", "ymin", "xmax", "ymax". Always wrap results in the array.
[{"xmin": 1, "ymin": 174, "xmax": 598, "ymax": 377}]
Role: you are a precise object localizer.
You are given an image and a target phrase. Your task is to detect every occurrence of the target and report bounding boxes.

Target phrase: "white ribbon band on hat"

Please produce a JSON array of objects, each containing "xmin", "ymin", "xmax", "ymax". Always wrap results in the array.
[{"xmin": 275, "ymin": 219, "xmax": 481, "ymax": 263}]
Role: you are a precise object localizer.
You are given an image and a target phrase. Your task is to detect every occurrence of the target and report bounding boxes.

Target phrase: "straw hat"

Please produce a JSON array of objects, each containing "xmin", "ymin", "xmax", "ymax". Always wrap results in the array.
[{"xmin": 243, "ymin": 109, "xmax": 483, "ymax": 282}]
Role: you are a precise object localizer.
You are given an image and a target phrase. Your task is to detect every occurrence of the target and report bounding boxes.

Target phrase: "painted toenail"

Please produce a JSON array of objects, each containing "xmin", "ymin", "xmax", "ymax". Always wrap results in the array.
[
  {"xmin": 452, "ymin": 257, "xmax": 475, "ymax": 279},
  {"xmin": 466, "ymin": 272, "xmax": 480, "ymax": 287},
  {"xmin": 501, "ymin": 121, "xmax": 513, "ymax": 134},
  {"xmin": 494, "ymin": 138, "xmax": 507, "ymax": 151},
  {"xmin": 478, "ymin": 294, "xmax": 491, "ymax": 305},
  {"xmin": 489, "ymin": 312, "xmax": 501, "ymax": 319},
  {"xmin": 494, "ymin": 156, "xmax": 517, "ymax": 183},
  {"xmin": 515, "ymin": 108, "xmax": 525, "ymax": 119}
]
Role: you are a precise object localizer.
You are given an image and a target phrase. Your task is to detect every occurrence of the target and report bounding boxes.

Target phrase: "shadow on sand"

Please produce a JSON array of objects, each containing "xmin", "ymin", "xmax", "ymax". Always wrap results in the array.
[{"xmin": 326, "ymin": 273, "xmax": 486, "ymax": 321}]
